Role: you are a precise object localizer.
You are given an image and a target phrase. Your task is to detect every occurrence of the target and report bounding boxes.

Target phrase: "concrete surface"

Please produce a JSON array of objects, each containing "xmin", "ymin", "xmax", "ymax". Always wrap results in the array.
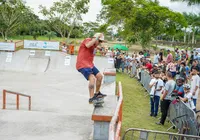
[{"xmin": 0, "ymin": 50, "xmax": 113, "ymax": 140}]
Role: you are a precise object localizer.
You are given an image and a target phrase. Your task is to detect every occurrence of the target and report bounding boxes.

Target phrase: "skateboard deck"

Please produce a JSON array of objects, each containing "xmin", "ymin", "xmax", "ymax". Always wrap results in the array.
[{"xmin": 93, "ymin": 98, "xmax": 104, "ymax": 107}]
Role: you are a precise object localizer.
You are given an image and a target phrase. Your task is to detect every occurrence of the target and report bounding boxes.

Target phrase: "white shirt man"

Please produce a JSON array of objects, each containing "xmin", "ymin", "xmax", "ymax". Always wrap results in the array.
[
  {"xmin": 190, "ymin": 67, "xmax": 200, "ymax": 107},
  {"xmin": 153, "ymin": 53, "xmax": 159, "ymax": 64},
  {"xmin": 149, "ymin": 71, "xmax": 164, "ymax": 117},
  {"xmin": 149, "ymin": 78, "xmax": 164, "ymax": 97}
]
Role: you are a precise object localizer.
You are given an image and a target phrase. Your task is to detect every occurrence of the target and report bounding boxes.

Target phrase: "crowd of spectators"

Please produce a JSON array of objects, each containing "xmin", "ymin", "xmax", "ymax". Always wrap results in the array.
[{"xmin": 108, "ymin": 48, "xmax": 200, "ymax": 125}]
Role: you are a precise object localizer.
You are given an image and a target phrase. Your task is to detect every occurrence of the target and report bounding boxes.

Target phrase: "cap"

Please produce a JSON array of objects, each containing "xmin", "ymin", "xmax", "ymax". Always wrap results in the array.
[
  {"xmin": 93, "ymin": 33, "xmax": 107, "ymax": 42},
  {"xmin": 153, "ymin": 64, "xmax": 158, "ymax": 67},
  {"xmin": 183, "ymin": 84, "xmax": 190, "ymax": 89}
]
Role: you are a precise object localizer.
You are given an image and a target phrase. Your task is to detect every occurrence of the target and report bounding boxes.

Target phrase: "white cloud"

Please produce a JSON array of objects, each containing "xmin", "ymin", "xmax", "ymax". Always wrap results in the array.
[
  {"xmin": 25, "ymin": 0, "xmax": 200, "ymax": 22},
  {"xmin": 159, "ymin": 0, "xmax": 200, "ymax": 14}
]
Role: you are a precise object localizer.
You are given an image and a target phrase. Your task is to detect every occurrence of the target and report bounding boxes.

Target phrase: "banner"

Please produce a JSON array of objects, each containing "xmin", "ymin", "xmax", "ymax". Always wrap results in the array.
[
  {"xmin": 24, "ymin": 40, "xmax": 59, "ymax": 50},
  {"xmin": 0, "ymin": 42, "xmax": 15, "ymax": 51},
  {"xmin": 108, "ymin": 58, "xmax": 114, "ymax": 64}
]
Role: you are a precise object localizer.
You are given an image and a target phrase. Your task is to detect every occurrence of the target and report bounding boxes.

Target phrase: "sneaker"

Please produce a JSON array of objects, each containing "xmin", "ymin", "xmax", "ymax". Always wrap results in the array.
[
  {"xmin": 155, "ymin": 122, "xmax": 163, "ymax": 125},
  {"xmin": 89, "ymin": 96, "xmax": 104, "ymax": 104},
  {"xmin": 150, "ymin": 113, "xmax": 153, "ymax": 117},
  {"xmin": 89, "ymin": 96, "xmax": 98, "ymax": 104},
  {"xmin": 95, "ymin": 91, "xmax": 107, "ymax": 98}
]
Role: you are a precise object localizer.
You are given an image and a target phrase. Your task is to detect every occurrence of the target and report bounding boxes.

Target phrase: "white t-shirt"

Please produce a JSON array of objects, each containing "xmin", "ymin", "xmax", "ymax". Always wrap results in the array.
[
  {"xmin": 184, "ymin": 92, "xmax": 195, "ymax": 110},
  {"xmin": 149, "ymin": 78, "xmax": 164, "ymax": 96},
  {"xmin": 153, "ymin": 54, "xmax": 159, "ymax": 64},
  {"xmin": 190, "ymin": 75, "xmax": 200, "ymax": 99}
]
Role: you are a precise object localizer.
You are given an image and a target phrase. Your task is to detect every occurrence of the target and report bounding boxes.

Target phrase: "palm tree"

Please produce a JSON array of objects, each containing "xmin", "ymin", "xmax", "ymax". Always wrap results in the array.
[{"xmin": 183, "ymin": 12, "xmax": 200, "ymax": 46}]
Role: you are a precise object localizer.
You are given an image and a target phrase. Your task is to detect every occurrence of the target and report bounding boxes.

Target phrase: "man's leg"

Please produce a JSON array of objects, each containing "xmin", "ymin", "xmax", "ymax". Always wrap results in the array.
[
  {"xmin": 154, "ymin": 96, "xmax": 160, "ymax": 117},
  {"xmin": 95, "ymin": 72, "xmax": 103, "ymax": 93},
  {"xmin": 150, "ymin": 97, "xmax": 154, "ymax": 116},
  {"xmin": 160, "ymin": 100, "xmax": 171, "ymax": 125},
  {"xmin": 193, "ymin": 99, "xmax": 197, "ymax": 107},
  {"xmin": 88, "ymin": 74, "xmax": 96, "ymax": 98}
]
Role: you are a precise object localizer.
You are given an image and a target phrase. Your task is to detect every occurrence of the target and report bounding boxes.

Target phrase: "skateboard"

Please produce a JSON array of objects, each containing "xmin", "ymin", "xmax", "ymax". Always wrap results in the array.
[{"xmin": 93, "ymin": 98, "xmax": 104, "ymax": 107}]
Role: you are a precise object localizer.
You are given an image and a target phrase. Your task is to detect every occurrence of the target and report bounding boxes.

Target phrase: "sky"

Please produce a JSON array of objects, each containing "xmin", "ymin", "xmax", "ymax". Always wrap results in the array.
[{"xmin": 26, "ymin": 0, "xmax": 200, "ymax": 22}]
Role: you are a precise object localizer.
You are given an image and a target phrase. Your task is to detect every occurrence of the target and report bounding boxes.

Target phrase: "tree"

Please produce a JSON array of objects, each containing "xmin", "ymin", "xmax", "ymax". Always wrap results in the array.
[
  {"xmin": 45, "ymin": 31, "xmax": 56, "ymax": 40},
  {"xmin": 183, "ymin": 13, "xmax": 200, "ymax": 45},
  {"xmin": 0, "ymin": 0, "xmax": 28, "ymax": 39},
  {"xmin": 100, "ymin": 0, "xmax": 187, "ymax": 48},
  {"xmin": 39, "ymin": 0, "xmax": 89, "ymax": 42}
]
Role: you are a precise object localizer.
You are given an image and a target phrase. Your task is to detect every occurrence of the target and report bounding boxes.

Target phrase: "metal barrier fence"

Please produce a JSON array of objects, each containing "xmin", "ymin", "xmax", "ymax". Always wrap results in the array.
[
  {"xmin": 168, "ymin": 99, "xmax": 198, "ymax": 135},
  {"xmin": 131, "ymin": 63, "xmax": 200, "ymax": 137},
  {"xmin": 122, "ymin": 128, "xmax": 200, "ymax": 140}
]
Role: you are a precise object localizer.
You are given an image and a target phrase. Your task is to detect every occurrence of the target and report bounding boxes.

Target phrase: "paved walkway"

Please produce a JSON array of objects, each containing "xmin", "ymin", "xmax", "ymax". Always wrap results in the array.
[{"xmin": 0, "ymin": 50, "xmax": 113, "ymax": 140}]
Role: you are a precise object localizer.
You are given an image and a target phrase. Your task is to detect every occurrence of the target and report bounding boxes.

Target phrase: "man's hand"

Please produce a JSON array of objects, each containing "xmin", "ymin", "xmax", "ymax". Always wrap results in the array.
[{"xmin": 192, "ymin": 91, "xmax": 196, "ymax": 96}]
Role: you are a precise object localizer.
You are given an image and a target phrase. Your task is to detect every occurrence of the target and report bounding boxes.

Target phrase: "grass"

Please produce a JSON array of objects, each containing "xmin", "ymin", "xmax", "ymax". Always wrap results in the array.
[{"xmin": 116, "ymin": 73, "xmax": 177, "ymax": 137}]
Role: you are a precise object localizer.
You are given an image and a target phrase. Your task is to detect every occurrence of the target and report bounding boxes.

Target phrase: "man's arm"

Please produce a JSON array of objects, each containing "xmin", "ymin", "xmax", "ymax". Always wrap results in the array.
[
  {"xmin": 161, "ymin": 89, "xmax": 168, "ymax": 100},
  {"xmin": 85, "ymin": 38, "xmax": 97, "ymax": 48}
]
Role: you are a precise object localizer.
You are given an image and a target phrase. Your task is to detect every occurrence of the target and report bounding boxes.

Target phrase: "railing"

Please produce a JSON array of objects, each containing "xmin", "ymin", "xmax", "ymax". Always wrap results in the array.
[
  {"xmin": 109, "ymin": 81, "xmax": 123, "ymax": 140},
  {"xmin": 3, "ymin": 90, "xmax": 31, "ymax": 111},
  {"xmin": 122, "ymin": 128, "xmax": 200, "ymax": 140}
]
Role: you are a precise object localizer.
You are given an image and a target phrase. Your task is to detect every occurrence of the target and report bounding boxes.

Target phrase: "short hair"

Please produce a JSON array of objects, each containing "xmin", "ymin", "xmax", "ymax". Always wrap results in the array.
[
  {"xmin": 166, "ymin": 71, "xmax": 172, "ymax": 78},
  {"xmin": 181, "ymin": 62, "xmax": 186, "ymax": 66},
  {"xmin": 154, "ymin": 70, "xmax": 161, "ymax": 75}
]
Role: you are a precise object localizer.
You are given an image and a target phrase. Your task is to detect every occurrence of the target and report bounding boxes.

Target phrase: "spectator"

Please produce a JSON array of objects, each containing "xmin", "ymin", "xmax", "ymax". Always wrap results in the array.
[
  {"xmin": 179, "ymin": 84, "xmax": 196, "ymax": 112},
  {"xmin": 61, "ymin": 43, "xmax": 68, "ymax": 53},
  {"xmin": 178, "ymin": 62, "xmax": 186, "ymax": 79},
  {"xmin": 190, "ymin": 67, "xmax": 200, "ymax": 107},
  {"xmin": 181, "ymin": 50, "xmax": 186, "ymax": 61},
  {"xmin": 143, "ymin": 50, "xmax": 147, "ymax": 58},
  {"xmin": 159, "ymin": 49, "xmax": 163, "ymax": 62},
  {"xmin": 175, "ymin": 51, "xmax": 180, "ymax": 61},
  {"xmin": 189, "ymin": 51, "xmax": 194, "ymax": 65},
  {"xmin": 191, "ymin": 60, "xmax": 200, "ymax": 73},
  {"xmin": 173, "ymin": 76, "xmax": 185, "ymax": 98},
  {"xmin": 194, "ymin": 52, "xmax": 198, "ymax": 60},
  {"xmin": 166, "ymin": 50, "xmax": 173, "ymax": 63},
  {"xmin": 167, "ymin": 60, "xmax": 176, "ymax": 78},
  {"xmin": 147, "ymin": 50, "xmax": 150, "ymax": 58},
  {"xmin": 125, "ymin": 53, "xmax": 130, "ymax": 73},
  {"xmin": 121, "ymin": 53, "xmax": 125, "ymax": 73},
  {"xmin": 143, "ymin": 59, "xmax": 152, "ymax": 72},
  {"xmin": 149, "ymin": 71, "xmax": 164, "ymax": 117},
  {"xmin": 153, "ymin": 52, "xmax": 159, "ymax": 64},
  {"xmin": 156, "ymin": 72, "xmax": 176, "ymax": 125}
]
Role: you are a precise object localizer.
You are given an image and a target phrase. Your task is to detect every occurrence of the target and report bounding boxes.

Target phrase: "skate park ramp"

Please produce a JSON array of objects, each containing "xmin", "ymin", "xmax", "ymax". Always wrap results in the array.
[{"xmin": 0, "ymin": 49, "xmax": 114, "ymax": 140}]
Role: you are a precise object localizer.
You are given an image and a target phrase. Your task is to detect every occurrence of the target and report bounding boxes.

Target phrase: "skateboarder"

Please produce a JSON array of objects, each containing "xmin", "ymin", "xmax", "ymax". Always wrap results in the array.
[{"xmin": 76, "ymin": 33, "xmax": 107, "ymax": 104}]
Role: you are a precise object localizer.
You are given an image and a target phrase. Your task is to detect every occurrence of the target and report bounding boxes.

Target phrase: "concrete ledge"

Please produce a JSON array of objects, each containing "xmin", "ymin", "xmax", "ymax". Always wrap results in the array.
[
  {"xmin": 103, "ymin": 68, "xmax": 116, "ymax": 84},
  {"xmin": 92, "ymin": 95, "xmax": 117, "ymax": 121},
  {"xmin": 101, "ymin": 82, "xmax": 116, "ymax": 96},
  {"xmin": 92, "ymin": 95, "xmax": 117, "ymax": 140}
]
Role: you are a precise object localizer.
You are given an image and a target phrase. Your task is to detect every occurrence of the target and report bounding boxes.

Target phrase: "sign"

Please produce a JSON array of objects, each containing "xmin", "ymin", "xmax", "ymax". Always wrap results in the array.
[
  {"xmin": 7, "ymin": 52, "xmax": 13, "ymax": 58},
  {"xmin": 45, "ymin": 51, "xmax": 51, "ymax": 56},
  {"xmin": 6, "ymin": 57, "xmax": 12, "ymax": 63},
  {"xmin": 108, "ymin": 58, "xmax": 114, "ymax": 64},
  {"xmin": 64, "ymin": 56, "xmax": 71, "ymax": 66},
  {"xmin": 29, "ymin": 50, "xmax": 35, "ymax": 56},
  {"xmin": 24, "ymin": 40, "xmax": 59, "ymax": 50},
  {"xmin": 0, "ymin": 42, "xmax": 15, "ymax": 51},
  {"xmin": 5, "ymin": 52, "xmax": 13, "ymax": 63}
]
